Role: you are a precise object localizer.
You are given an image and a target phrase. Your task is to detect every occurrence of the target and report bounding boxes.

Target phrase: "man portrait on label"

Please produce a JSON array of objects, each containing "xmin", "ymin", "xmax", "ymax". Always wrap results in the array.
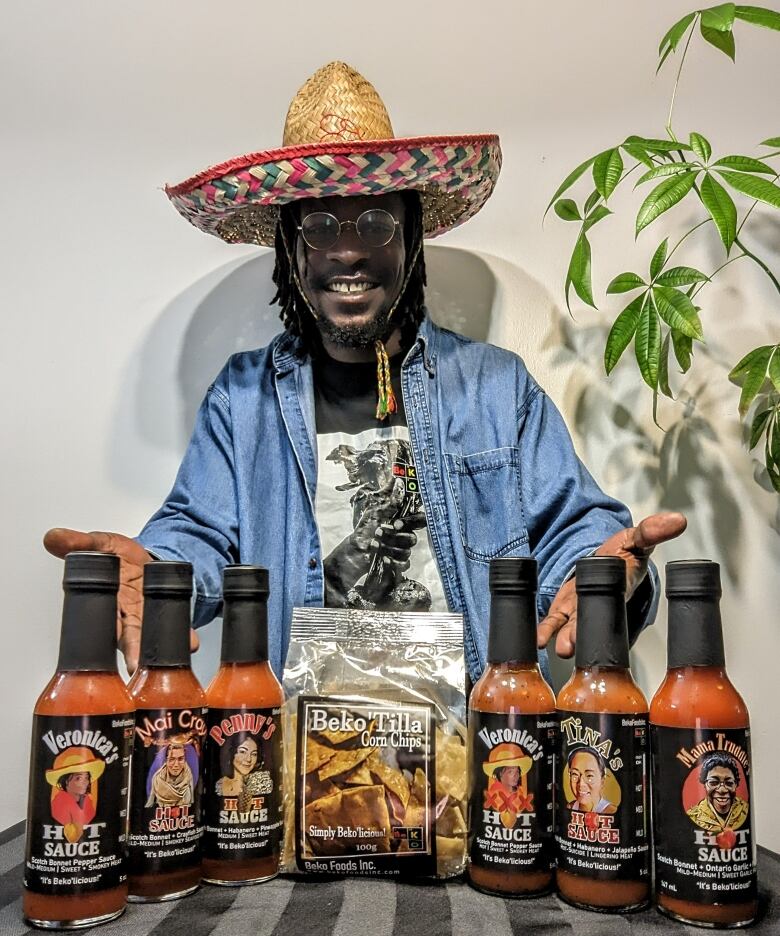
[
  {"xmin": 216, "ymin": 733, "xmax": 273, "ymax": 812},
  {"xmin": 566, "ymin": 747, "xmax": 617, "ymax": 815},
  {"xmin": 687, "ymin": 752, "xmax": 749, "ymax": 833},
  {"xmin": 146, "ymin": 741, "xmax": 195, "ymax": 808}
]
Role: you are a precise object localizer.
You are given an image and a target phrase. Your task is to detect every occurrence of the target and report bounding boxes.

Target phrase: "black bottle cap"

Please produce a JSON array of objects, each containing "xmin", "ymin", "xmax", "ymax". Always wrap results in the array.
[
  {"xmin": 575, "ymin": 556, "xmax": 626, "ymax": 593},
  {"xmin": 666, "ymin": 560, "xmax": 721, "ymax": 598},
  {"xmin": 143, "ymin": 561, "xmax": 193, "ymax": 596},
  {"xmin": 489, "ymin": 558, "xmax": 538, "ymax": 593},
  {"xmin": 63, "ymin": 552, "xmax": 119, "ymax": 591},
  {"xmin": 223, "ymin": 565, "xmax": 269, "ymax": 597}
]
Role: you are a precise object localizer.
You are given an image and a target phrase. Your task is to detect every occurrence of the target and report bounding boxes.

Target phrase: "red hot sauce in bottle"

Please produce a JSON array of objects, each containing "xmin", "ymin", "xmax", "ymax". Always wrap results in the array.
[
  {"xmin": 127, "ymin": 562, "xmax": 206, "ymax": 902},
  {"xmin": 202, "ymin": 565, "xmax": 284, "ymax": 885},
  {"xmin": 23, "ymin": 552, "xmax": 134, "ymax": 929},
  {"xmin": 468, "ymin": 558, "xmax": 556, "ymax": 897},
  {"xmin": 555, "ymin": 557, "xmax": 650, "ymax": 911},
  {"xmin": 651, "ymin": 560, "xmax": 757, "ymax": 928}
]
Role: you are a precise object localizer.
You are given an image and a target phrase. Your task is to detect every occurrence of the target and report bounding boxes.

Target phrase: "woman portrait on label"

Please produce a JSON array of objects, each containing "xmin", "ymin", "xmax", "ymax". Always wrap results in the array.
[
  {"xmin": 216, "ymin": 732, "xmax": 272, "ymax": 811},
  {"xmin": 566, "ymin": 747, "xmax": 618, "ymax": 815},
  {"xmin": 46, "ymin": 747, "xmax": 105, "ymax": 842},
  {"xmin": 146, "ymin": 740, "xmax": 195, "ymax": 808},
  {"xmin": 687, "ymin": 752, "xmax": 749, "ymax": 833}
]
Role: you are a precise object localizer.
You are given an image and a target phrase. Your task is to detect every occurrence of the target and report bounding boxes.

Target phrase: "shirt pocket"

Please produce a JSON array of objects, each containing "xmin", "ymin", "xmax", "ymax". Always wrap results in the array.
[{"xmin": 444, "ymin": 446, "xmax": 528, "ymax": 561}]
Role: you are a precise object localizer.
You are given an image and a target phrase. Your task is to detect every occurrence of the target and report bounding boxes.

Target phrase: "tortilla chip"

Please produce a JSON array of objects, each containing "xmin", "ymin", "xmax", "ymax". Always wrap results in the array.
[
  {"xmin": 411, "ymin": 767, "xmax": 428, "ymax": 803},
  {"xmin": 436, "ymin": 731, "xmax": 467, "ymax": 802},
  {"xmin": 343, "ymin": 763, "xmax": 373, "ymax": 785},
  {"xmin": 437, "ymin": 804, "xmax": 467, "ymax": 837},
  {"xmin": 317, "ymin": 719, "xmax": 376, "ymax": 746},
  {"xmin": 305, "ymin": 735, "xmax": 337, "ymax": 773},
  {"xmin": 367, "ymin": 751, "xmax": 410, "ymax": 809},
  {"xmin": 318, "ymin": 745, "xmax": 373, "ymax": 781},
  {"xmin": 305, "ymin": 784, "xmax": 392, "ymax": 857},
  {"xmin": 305, "ymin": 774, "xmax": 340, "ymax": 801}
]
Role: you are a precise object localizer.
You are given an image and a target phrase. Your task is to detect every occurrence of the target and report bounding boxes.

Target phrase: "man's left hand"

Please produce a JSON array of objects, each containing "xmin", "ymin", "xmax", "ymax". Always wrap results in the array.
[{"xmin": 537, "ymin": 512, "xmax": 688, "ymax": 658}]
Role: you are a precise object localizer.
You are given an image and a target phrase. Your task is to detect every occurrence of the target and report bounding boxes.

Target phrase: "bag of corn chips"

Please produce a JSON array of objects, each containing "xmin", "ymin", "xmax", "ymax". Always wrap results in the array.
[{"xmin": 282, "ymin": 608, "xmax": 467, "ymax": 879}]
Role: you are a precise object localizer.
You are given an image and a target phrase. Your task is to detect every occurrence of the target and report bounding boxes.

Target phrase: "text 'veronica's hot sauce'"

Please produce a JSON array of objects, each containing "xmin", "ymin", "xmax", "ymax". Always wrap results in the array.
[
  {"xmin": 650, "ymin": 560, "xmax": 757, "ymax": 928},
  {"xmin": 555, "ymin": 557, "xmax": 650, "ymax": 911},
  {"xmin": 468, "ymin": 558, "xmax": 556, "ymax": 897},
  {"xmin": 126, "ymin": 562, "xmax": 206, "ymax": 901},
  {"xmin": 203, "ymin": 566, "xmax": 284, "ymax": 884},
  {"xmin": 23, "ymin": 553, "xmax": 134, "ymax": 929}
]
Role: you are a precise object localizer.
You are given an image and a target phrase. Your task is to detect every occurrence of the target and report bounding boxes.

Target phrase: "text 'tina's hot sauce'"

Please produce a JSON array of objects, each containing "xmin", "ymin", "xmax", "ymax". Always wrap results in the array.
[
  {"xmin": 555, "ymin": 557, "xmax": 650, "ymax": 911},
  {"xmin": 127, "ymin": 562, "xmax": 206, "ymax": 901},
  {"xmin": 468, "ymin": 557, "xmax": 556, "ymax": 897},
  {"xmin": 23, "ymin": 552, "xmax": 134, "ymax": 929},
  {"xmin": 203, "ymin": 565, "xmax": 284, "ymax": 884},
  {"xmin": 650, "ymin": 560, "xmax": 757, "ymax": 928}
]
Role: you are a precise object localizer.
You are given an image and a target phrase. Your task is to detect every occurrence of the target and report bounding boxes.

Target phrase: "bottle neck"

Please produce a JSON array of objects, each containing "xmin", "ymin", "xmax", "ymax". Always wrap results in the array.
[
  {"xmin": 140, "ymin": 594, "xmax": 191, "ymax": 667},
  {"xmin": 667, "ymin": 596, "xmax": 725, "ymax": 668},
  {"xmin": 221, "ymin": 597, "xmax": 269, "ymax": 664},
  {"xmin": 57, "ymin": 589, "xmax": 119, "ymax": 672},
  {"xmin": 574, "ymin": 591, "xmax": 629, "ymax": 669},
  {"xmin": 487, "ymin": 592, "xmax": 537, "ymax": 664}
]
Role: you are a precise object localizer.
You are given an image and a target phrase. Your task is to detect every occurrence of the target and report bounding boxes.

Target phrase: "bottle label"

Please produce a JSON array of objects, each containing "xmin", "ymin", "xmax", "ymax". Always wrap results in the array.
[
  {"xmin": 468, "ymin": 711, "xmax": 555, "ymax": 874},
  {"xmin": 127, "ymin": 707, "xmax": 207, "ymax": 876},
  {"xmin": 24, "ymin": 713, "xmax": 134, "ymax": 895},
  {"xmin": 555, "ymin": 712, "xmax": 649, "ymax": 881},
  {"xmin": 203, "ymin": 706, "xmax": 283, "ymax": 862},
  {"xmin": 651, "ymin": 725, "xmax": 757, "ymax": 905}
]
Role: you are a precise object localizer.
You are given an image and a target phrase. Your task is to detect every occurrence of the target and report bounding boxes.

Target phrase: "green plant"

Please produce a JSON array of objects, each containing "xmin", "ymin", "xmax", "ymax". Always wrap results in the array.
[{"xmin": 548, "ymin": 4, "xmax": 780, "ymax": 491}]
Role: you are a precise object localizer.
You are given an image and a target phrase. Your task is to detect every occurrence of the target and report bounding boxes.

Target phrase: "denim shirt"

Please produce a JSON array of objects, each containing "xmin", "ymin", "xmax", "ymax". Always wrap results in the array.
[{"xmin": 138, "ymin": 316, "xmax": 658, "ymax": 681}]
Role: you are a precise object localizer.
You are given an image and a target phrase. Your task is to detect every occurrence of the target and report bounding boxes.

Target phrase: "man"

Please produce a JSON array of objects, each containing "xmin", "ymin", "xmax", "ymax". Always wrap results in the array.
[
  {"xmin": 44, "ymin": 62, "xmax": 685, "ymax": 680},
  {"xmin": 566, "ymin": 748, "xmax": 617, "ymax": 815},
  {"xmin": 687, "ymin": 752, "xmax": 749, "ymax": 833}
]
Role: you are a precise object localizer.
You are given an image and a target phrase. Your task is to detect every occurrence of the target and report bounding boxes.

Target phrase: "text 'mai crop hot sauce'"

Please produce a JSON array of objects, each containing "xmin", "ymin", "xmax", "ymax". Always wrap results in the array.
[
  {"xmin": 203, "ymin": 565, "xmax": 284, "ymax": 884},
  {"xmin": 555, "ymin": 557, "xmax": 650, "ymax": 911},
  {"xmin": 126, "ymin": 562, "xmax": 207, "ymax": 901},
  {"xmin": 468, "ymin": 557, "xmax": 556, "ymax": 897},
  {"xmin": 23, "ymin": 552, "xmax": 134, "ymax": 929},
  {"xmin": 650, "ymin": 560, "xmax": 757, "ymax": 928}
]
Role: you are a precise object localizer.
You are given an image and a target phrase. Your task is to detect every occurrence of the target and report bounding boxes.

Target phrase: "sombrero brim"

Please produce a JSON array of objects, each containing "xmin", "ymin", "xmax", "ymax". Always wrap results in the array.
[
  {"xmin": 46, "ymin": 759, "xmax": 105, "ymax": 786},
  {"xmin": 166, "ymin": 134, "xmax": 501, "ymax": 247},
  {"xmin": 483, "ymin": 755, "xmax": 533, "ymax": 777}
]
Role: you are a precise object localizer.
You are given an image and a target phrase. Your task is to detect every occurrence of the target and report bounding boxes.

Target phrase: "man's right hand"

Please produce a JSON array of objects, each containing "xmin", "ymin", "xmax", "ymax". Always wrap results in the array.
[{"xmin": 43, "ymin": 528, "xmax": 198, "ymax": 674}]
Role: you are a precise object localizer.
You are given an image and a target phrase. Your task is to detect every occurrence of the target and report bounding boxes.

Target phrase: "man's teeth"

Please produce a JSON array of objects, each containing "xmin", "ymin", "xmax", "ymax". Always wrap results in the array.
[{"xmin": 327, "ymin": 281, "xmax": 375, "ymax": 294}]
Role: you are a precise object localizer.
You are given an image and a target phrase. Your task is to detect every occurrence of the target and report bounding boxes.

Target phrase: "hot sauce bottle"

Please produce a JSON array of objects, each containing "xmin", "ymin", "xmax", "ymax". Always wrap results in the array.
[
  {"xmin": 468, "ymin": 558, "xmax": 556, "ymax": 897},
  {"xmin": 126, "ymin": 562, "xmax": 206, "ymax": 901},
  {"xmin": 555, "ymin": 557, "xmax": 650, "ymax": 911},
  {"xmin": 202, "ymin": 565, "xmax": 284, "ymax": 885},
  {"xmin": 23, "ymin": 552, "xmax": 134, "ymax": 929},
  {"xmin": 650, "ymin": 560, "xmax": 757, "ymax": 928}
]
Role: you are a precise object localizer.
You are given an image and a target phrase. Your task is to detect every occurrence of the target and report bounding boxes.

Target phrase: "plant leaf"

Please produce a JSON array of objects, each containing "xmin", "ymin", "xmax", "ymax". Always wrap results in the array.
[
  {"xmin": 583, "ymin": 205, "xmax": 612, "ymax": 231},
  {"xmin": 622, "ymin": 142, "xmax": 656, "ymax": 168},
  {"xmin": 672, "ymin": 329, "xmax": 694, "ymax": 372},
  {"xmin": 718, "ymin": 170, "xmax": 780, "ymax": 208},
  {"xmin": 712, "ymin": 154, "xmax": 776, "ymax": 173},
  {"xmin": 625, "ymin": 136, "xmax": 693, "ymax": 153},
  {"xmin": 653, "ymin": 286, "xmax": 704, "ymax": 339},
  {"xmin": 583, "ymin": 190, "xmax": 601, "ymax": 215},
  {"xmin": 593, "ymin": 148, "xmax": 624, "ymax": 201},
  {"xmin": 728, "ymin": 344, "xmax": 773, "ymax": 415},
  {"xmin": 655, "ymin": 266, "xmax": 710, "ymax": 287},
  {"xmin": 605, "ymin": 294, "xmax": 645, "ymax": 374},
  {"xmin": 700, "ymin": 22, "xmax": 737, "ymax": 59},
  {"xmin": 565, "ymin": 232, "xmax": 596, "ymax": 310},
  {"xmin": 546, "ymin": 154, "xmax": 600, "ymax": 218},
  {"xmin": 554, "ymin": 198, "xmax": 581, "ymax": 221},
  {"xmin": 690, "ymin": 132, "xmax": 713, "ymax": 163},
  {"xmin": 636, "ymin": 164, "xmax": 695, "ymax": 186},
  {"xmin": 636, "ymin": 171, "xmax": 698, "ymax": 236},
  {"xmin": 699, "ymin": 173, "xmax": 738, "ymax": 251},
  {"xmin": 735, "ymin": 5, "xmax": 780, "ymax": 31},
  {"xmin": 658, "ymin": 332, "xmax": 674, "ymax": 398},
  {"xmin": 701, "ymin": 3, "xmax": 737, "ymax": 31},
  {"xmin": 650, "ymin": 238, "xmax": 669, "ymax": 279},
  {"xmin": 658, "ymin": 11, "xmax": 698, "ymax": 71},
  {"xmin": 635, "ymin": 297, "xmax": 662, "ymax": 388},
  {"xmin": 750, "ymin": 408, "xmax": 772, "ymax": 449},
  {"xmin": 769, "ymin": 348, "xmax": 780, "ymax": 393},
  {"xmin": 607, "ymin": 272, "xmax": 646, "ymax": 294},
  {"xmin": 760, "ymin": 136, "xmax": 780, "ymax": 146},
  {"xmin": 729, "ymin": 343, "xmax": 774, "ymax": 379}
]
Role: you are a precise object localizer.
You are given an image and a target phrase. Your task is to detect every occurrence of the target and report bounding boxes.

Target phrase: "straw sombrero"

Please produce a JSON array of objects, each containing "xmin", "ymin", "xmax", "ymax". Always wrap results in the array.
[
  {"xmin": 483, "ymin": 742, "xmax": 533, "ymax": 777},
  {"xmin": 45, "ymin": 747, "xmax": 105, "ymax": 786},
  {"xmin": 166, "ymin": 62, "xmax": 502, "ymax": 247}
]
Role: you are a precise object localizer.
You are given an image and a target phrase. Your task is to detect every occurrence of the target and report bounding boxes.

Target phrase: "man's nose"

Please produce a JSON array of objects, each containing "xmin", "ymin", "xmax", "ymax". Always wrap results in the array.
[{"xmin": 325, "ymin": 223, "xmax": 370, "ymax": 264}]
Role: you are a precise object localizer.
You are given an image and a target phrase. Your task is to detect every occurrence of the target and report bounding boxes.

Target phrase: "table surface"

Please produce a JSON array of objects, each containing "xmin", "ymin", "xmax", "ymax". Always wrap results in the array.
[{"xmin": 1, "ymin": 822, "xmax": 778, "ymax": 935}]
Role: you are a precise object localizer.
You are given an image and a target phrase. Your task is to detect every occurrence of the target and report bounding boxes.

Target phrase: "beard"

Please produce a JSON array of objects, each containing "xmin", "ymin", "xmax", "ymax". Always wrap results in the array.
[{"xmin": 315, "ymin": 304, "xmax": 395, "ymax": 350}]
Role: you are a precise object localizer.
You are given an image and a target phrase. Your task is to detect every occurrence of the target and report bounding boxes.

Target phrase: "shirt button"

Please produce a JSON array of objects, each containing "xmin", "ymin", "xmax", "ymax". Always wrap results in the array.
[{"xmin": 308, "ymin": 557, "xmax": 318, "ymax": 569}]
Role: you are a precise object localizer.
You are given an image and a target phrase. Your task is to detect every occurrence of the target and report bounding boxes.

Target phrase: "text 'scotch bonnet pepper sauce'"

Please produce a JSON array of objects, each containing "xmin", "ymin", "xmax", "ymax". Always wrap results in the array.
[
  {"xmin": 202, "ymin": 565, "xmax": 284, "ymax": 884},
  {"xmin": 650, "ymin": 560, "xmax": 757, "ymax": 928},
  {"xmin": 126, "ymin": 562, "xmax": 206, "ymax": 902},
  {"xmin": 468, "ymin": 557, "xmax": 556, "ymax": 897},
  {"xmin": 555, "ymin": 557, "xmax": 650, "ymax": 912},
  {"xmin": 23, "ymin": 552, "xmax": 135, "ymax": 929}
]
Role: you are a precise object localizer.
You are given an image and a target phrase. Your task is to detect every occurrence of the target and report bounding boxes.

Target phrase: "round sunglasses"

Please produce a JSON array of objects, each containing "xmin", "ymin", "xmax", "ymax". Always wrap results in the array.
[{"xmin": 297, "ymin": 208, "xmax": 400, "ymax": 250}]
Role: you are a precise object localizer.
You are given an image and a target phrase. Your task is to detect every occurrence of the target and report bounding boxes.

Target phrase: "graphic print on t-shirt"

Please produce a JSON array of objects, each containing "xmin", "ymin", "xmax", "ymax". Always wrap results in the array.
[{"xmin": 316, "ymin": 426, "xmax": 447, "ymax": 613}]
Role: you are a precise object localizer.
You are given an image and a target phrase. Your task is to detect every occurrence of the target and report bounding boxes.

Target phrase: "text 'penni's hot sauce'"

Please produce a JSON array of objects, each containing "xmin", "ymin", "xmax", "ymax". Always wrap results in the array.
[
  {"xmin": 126, "ymin": 562, "xmax": 206, "ymax": 902},
  {"xmin": 202, "ymin": 565, "xmax": 284, "ymax": 885},
  {"xmin": 468, "ymin": 558, "xmax": 556, "ymax": 897},
  {"xmin": 555, "ymin": 557, "xmax": 650, "ymax": 912},
  {"xmin": 23, "ymin": 552, "xmax": 134, "ymax": 929},
  {"xmin": 650, "ymin": 560, "xmax": 757, "ymax": 928}
]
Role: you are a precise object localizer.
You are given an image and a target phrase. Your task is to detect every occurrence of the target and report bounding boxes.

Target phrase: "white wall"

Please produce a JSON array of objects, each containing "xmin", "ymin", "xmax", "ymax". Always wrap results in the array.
[{"xmin": 2, "ymin": 0, "xmax": 778, "ymax": 848}]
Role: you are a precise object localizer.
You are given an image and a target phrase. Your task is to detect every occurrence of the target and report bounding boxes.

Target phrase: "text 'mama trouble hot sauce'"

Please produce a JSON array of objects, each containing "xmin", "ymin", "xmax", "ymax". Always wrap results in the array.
[
  {"xmin": 23, "ymin": 552, "xmax": 134, "ymax": 929},
  {"xmin": 555, "ymin": 557, "xmax": 650, "ymax": 911},
  {"xmin": 126, "ymin": 562, "xmax": 206, "ymax": 901},
  {"xmin": 651, "ymin": 560, "xmax": 757, "ymax": 928},
  {"xmin": 468, "ymin": 558, "xmax": 556, "ymax": 897},
  {"xmin": 203, "ymin": 565, "xmax": 284, "ymax": 884}
]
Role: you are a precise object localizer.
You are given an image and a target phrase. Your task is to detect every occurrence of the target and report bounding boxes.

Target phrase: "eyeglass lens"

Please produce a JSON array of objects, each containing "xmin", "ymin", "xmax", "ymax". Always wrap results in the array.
[{"xmin": 300, "ymin": 209, "xmax": 397, "ymax": 250}]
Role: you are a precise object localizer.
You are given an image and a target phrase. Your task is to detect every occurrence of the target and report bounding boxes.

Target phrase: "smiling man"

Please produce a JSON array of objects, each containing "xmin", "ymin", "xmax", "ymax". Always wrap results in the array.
[{"xmin": 44, "ymin": 62, "xmax": 686, "ymax": 681}]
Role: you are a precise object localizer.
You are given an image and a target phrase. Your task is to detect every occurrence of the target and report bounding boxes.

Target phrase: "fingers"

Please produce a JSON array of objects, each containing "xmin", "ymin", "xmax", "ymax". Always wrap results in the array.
[
  {"xmin": 537, "ymin": 579, "xmax": 576, "ymax": 650},
  {"xmin": 555, "ymin": 614, "xmax": 577, "ymax": 658},
  {"xmin": 43, "ymin": 528, "xmax": 106, "ymax": 558},
  {"xmin": 630, "ymin": 512, "xmax": 688, "ymax": 551},
  {"xmin": 190, "ymin": 628, "xmax": 200, "ymax": 655}
]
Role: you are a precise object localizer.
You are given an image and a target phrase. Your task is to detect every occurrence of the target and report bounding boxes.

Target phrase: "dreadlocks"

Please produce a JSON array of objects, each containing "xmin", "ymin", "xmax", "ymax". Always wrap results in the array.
[{"xmin": 270, "ymin": 190, "xmax": 427, "ymax": 356}]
